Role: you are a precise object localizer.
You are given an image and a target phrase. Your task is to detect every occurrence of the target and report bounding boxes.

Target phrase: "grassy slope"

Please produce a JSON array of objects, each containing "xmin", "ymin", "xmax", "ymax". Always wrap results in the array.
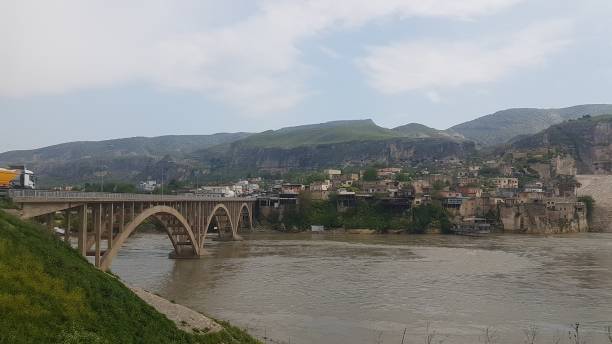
[
  {"xmin": 0, "ymin": 209, "xmax": 259, "ymax": 344},
  {"xmin": 391, "ymin": 123, "xmax": 460, "ymax": 139},
  {"xmin": 234, "ymin": 119, "xmax": 404, "ymax": 148}
]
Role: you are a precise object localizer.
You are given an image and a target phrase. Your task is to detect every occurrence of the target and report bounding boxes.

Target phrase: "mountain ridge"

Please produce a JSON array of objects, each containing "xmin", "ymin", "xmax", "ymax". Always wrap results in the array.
[
  {"xmin": 2, "ymin": 104, "xmax": 612, "ymax": 186},
  {"xmin": 449, "ymin": 104, "xmax": 612, "ymax": 145}
]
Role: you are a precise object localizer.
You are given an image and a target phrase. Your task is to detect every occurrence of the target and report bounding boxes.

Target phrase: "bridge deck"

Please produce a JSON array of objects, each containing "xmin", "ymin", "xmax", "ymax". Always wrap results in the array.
[{"xmin": 8, "ymin": 190, "xmax": 256, "ymax": 203}]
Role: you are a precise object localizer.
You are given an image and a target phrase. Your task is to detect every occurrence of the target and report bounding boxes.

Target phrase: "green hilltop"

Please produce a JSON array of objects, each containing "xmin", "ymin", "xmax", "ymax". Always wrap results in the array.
[
  {"xmin": 231, "ymin": 119, "xmax": 453, "ymax": 149},
  {"xmin": 234, "ymin": 119, "xmax": 402, "ymax": 149}
]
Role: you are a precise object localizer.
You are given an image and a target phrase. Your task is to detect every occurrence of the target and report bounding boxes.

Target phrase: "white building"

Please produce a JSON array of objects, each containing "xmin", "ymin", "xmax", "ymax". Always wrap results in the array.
[
  {"xmin": 199, "ymin": 186, "xmax": 235, "ymax": 197},
  {"xmin": 138, "ymin": 180, "xmax": 158, "ymax": 192}
]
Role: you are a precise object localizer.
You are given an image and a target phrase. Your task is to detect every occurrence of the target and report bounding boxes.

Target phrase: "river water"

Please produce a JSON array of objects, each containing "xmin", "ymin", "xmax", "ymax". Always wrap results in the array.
[{"xmin": 111, "ymin": 232, "xmax": 612, "ymax": 344}]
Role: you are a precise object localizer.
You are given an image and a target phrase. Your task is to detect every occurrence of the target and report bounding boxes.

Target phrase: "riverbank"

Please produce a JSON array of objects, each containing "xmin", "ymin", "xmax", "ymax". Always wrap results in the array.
[
  {"xmin": 0, "ymin": 209, "xmax": 260, "ymax": 344},
  {"xmin": 130, "ymin": 287, "xmax": 223, "ymax": 334}
]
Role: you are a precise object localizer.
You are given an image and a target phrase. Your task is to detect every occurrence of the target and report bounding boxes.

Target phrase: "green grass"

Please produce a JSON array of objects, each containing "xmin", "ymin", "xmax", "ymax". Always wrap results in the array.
[
  {"xmin": 236, "ymin": 119, "xmax": 405, "ymax": 148},
  {"xmin": 0, "ymin": 210, "xmax": 260, "ymax": 344}
]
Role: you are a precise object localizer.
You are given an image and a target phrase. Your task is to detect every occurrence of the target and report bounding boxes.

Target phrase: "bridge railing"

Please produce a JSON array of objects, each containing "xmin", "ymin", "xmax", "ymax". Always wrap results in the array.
[{"xmin": 8, "ymin": 190, "xmax": 256, "ymax": 202}]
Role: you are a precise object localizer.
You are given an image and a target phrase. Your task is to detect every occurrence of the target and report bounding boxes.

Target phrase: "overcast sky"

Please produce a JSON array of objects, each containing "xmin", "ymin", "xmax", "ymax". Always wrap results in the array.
[{"xmin": 2, "ymin": 0, "xmax": 612, "ymax": 152}]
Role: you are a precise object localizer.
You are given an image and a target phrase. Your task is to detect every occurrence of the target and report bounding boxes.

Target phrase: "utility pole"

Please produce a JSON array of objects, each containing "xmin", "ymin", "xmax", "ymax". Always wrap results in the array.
[
  {"xmin": 95, "ymin": 169, "xmax": 107, "ymax": 193},
  {"xmin": 161, "ymin": 168, "xmax": 164, "ymax": 198}
]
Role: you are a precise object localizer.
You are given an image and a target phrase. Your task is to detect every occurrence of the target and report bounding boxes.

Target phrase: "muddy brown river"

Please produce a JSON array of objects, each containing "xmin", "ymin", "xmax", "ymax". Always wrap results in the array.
[{"xmin": 111, "ymin": 232, "xmax": 612, "ymax": 344}]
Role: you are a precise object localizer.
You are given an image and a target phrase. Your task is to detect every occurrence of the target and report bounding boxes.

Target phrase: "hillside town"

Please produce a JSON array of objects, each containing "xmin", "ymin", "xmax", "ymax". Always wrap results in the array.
[{"xmin": 129, "ymin": 149, "xmax": 589, "ymax": 234}]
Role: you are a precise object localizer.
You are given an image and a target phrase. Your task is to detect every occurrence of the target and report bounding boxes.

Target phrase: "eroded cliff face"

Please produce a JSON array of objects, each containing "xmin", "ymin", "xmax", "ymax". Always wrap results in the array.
[
  {"xmin": 499, "ymin": 201, "xmax": 588, "ymax": 234},
  {"xmin": 577, "ymin": 175, "xmax": 612, "ymax": 232},
  {"xmin": 200, "ymin": 138, "xmax": 476, "ymax": 172},
  {"xmin": 512, "ymin": 117, "xmax": 612, "ymax": 174},
  {"xmin": 590, "ymin": 122, "xmax": 612, "ymax": 173}
]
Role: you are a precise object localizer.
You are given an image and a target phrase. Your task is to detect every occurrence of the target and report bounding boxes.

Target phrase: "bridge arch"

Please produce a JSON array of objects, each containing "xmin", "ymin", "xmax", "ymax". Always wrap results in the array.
[
  {"xmin": 100, "ymin": 206, "xmax": 198, "ymax": 271},
  {"xmin": 236, "ymin": 202, "xmax": 253, "ymax": 231},
  {"xmin": 203, "ymin": 204, "xmax": 235, "ymax": 245}
]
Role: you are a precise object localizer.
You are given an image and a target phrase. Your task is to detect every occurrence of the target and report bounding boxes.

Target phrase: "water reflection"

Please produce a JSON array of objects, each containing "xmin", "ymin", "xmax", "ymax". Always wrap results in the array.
[{"xmin": 113, "ymin": 232, "xmax": 612, "ymax": 344}]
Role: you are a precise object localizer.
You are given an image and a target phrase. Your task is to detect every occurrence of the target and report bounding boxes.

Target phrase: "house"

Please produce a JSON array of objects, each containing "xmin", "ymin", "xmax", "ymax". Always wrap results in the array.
[
  {"xmin": 412, "ymin": 195, "xmax": 431, "ymax": 206},
  {"xmin": 523, "ymin": 182, "xmax": 544, "ymax": 193},
  {"xmin": 459, "ymin": 186, "xmax": 482, "ymax": 198},
  {"xmin": 492, "ymin": 177, "xmax": 519, "ymax": 189},
  {"xmin": 442, "ymin": 196, "xmax": 464, "ymax": 211},
  {"xmin": 411, "ymin": 179, "xmax": 431, "ymax": 195},
  {"xmin": 331, "ymin": 173, "xmax": 359, "ymax": 188},
  {"xmin": 518, "ymin": 191, "xmax": 545, "ymax": 203},
  {"xmin": 439, "ymin": 191, "xmax": 462, "ymax": 198},
  {"xmin": 459, "ymin": 197, "xmax": 492, "ymax": 218},
  {"xmin": 199, "ymin": 186, "xmax": 235, "ymax": 197},
  {"xmin": 324, "ymin": 169, "xmax": 342, "ymax": 178},
  {"xmin": 468, "ymin": 166, "xmax": 481, "ymax": 176},
  {"xmin": 457, "ymin": 177, "xmax": 479, "ymax": 187},
  {"xmin": 310, "ymin": 180, "xmax": 331, "ymax": 191},
  {"xmin": 138, "ymin": 180, "xmax": 158, "ymax": 192},
  {"xmin": 281, "ymin": 183, "xmax": 305, "ymax": 195},
  {"xmin": 377, "ymin": 167, "xmax": 402, "ymax": 178},
  {"xmin": 309, "ymin": 180, "xmax": 332, "ymax": 200},
  {"xmin": 425, "ymin": 174, "xmax": 452, "ymax": 185},
  {"xmin": 359, "ymin": 180, "xmax": 389, "ymax": 194}
]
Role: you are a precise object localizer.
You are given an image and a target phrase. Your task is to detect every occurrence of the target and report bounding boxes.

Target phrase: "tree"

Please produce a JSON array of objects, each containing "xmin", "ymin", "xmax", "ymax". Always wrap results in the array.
[
  {"xmin": 303, "ymin": 172, "xmax": 326, "ymax": 185},
  {"xmin": 409, "ymin": 204, "xmax": 451, "ymax": 234},
  {"xmin": 395, "ymin": 173, "xmax": 412, "ymax": 182},
  {"xmin": 362, "ymin": 167, "xmax": 378, "ymax": 181}
]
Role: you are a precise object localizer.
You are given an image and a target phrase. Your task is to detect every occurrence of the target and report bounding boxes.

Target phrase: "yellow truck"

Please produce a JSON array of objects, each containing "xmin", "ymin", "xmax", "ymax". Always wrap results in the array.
[
  {"xmin": 0, "ymin": 168, "xmax": 19, "ymax": 188},
  {"xmin": 0, "ymin": 166, "xmax": 36, "ymax": 189}
]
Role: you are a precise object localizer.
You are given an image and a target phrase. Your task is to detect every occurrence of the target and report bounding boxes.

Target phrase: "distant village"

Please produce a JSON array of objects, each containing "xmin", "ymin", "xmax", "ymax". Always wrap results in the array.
[{"xmin": 85, "ymin": 149, "xmax": 589, "ymax": 234}]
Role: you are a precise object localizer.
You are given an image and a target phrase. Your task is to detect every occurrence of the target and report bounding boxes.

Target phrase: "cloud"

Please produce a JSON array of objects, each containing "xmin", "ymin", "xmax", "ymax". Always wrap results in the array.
[
  {"xmin": 320, "ymin": 46, "xmax": 341, "ymax": 60},
  {"xmin": 426, "ymin": 91, "xmax": 442, "ymax": 103},
  {"xmin": 358, "ymin": 20, "xmax": 573, "ymax": 95},
  {"xmin": 0, "ymin": 0, "xmax": 524, "ymax": 113}
]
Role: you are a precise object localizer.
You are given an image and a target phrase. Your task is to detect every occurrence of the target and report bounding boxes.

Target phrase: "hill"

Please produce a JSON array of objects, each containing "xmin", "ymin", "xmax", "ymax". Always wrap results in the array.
[
  {"xmin": 392, "ymin": 123, "xmax": 463, "ymax": 139},
  {"xmin": 449, "ymin": 104, "xmax": 612, "ymax": 146},
  {"xmin": 0, "ymin": 133, "xmax": 250, "ymax": 163},
  {"xmin": 512, "ymin": 115, "xmax": 612, "ymax": 174},
  {"xmin": 0, "ymin": 208, "xmax": 259, "ymax": 344},
  {"xmin": 188, "ymin": 119, "xmax": 472, "ymax": 176},
  {"xmin": 0, "ymin": 133, "xmax": 250, "ymax": 186},
  {"xmin": 231, "ymin": 119, "xmax": 404, "ymax": 149},
  {"xmin": 5, "ymin": 105, "xmax": 612, "ymax": 186}
]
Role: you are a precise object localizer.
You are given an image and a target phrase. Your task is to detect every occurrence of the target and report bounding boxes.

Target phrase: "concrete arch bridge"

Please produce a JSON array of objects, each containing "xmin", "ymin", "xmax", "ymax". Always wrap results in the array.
[{"xmin": 7, "ymin": 190, "xmax": 255, "ymax": 271}]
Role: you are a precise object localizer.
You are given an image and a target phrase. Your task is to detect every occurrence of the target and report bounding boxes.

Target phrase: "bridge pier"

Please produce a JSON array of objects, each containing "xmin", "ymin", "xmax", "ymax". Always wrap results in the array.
[
  {"xmin": 78, "ymin": 204, "xmax": 88, "ymax": 256},
  {"xmin": 64, "ymin": 210, "xmax": 71, "ymax": 243}
]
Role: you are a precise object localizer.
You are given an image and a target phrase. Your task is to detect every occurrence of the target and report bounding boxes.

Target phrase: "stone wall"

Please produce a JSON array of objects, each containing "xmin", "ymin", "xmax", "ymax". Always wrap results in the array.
[
  {"xmin": 500, "ymin": 200, "xmax": 588, "ymax": 234},
  {"xmin": 577, "ymin": 175, "xmax": 612, "ymax": 232}
]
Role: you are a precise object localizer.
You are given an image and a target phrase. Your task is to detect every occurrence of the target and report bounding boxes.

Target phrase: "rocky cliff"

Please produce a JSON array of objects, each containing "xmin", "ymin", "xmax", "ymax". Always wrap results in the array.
[
  {"xmin": 577, "ymin": 174, "xmax": 612, "ymax": 232},
  {"xmin": 512, "ymin": 116, "xmax": 612, "ymax": 174},
  {"xmin": 499, "ymin": 200, "xmax": 588, "ymax": 234},
  {"xmin": 195, "ymin": 138, "xmax": 476, "ymax": 172}
]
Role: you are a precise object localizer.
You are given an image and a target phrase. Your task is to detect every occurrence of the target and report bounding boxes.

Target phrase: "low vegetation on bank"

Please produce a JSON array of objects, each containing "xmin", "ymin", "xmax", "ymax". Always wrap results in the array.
[
  {"xmin": 0, "ymin": 209, "xmax": 260, "ymax": 344},
  {"xmin": 263, "ymin": 193, "xmax": 453, "ymax": 233}
]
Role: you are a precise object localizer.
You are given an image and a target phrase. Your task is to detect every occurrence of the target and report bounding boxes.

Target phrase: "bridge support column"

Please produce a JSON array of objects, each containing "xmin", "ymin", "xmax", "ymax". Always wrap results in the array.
[
  {"xmin": 64, "ymin": 210, "xmax": 71, "ymax": 243},
  {"xmin": 94, "ymin": 204, "xmax": 102, "ymax": 267},
  {"xmin": 120, "ymin": 203, "xmax": 125, "ymax": 233},
  {"xmin": 46, "ymin": 213, "xmax": 54, "ymax": 232},
  {"xmin": 107, "ymin": 204, "xmax": 114, "ymax": 249},
  {"xmin": 78, "ymin": 205, "xmax": 87, "ymax": 256}
]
